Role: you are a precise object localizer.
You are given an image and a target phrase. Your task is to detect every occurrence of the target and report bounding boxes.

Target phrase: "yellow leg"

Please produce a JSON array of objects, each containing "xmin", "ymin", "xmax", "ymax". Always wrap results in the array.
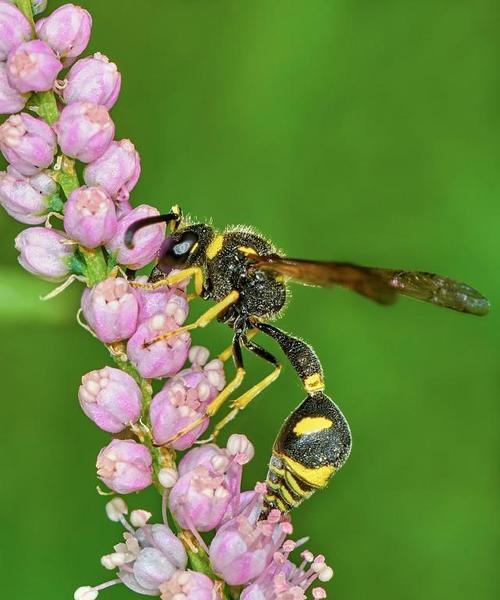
[
  {"xmin": 130, "ymin": 266, "xmax": 204, "ymax": 296},
  {"xmin": 208, "ymin": 364, "xmax": 282, "ymax": 441},
  {"xmin": 165, "ymin": 367, "xmax": 246, "ymax": 444},
  {"xmin": 144, "ymin": 290, "xmax": 240, "ymax": 348}
]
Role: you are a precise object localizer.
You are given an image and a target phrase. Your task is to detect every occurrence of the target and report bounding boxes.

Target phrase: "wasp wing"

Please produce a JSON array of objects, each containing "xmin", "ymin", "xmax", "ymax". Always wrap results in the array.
[{"xmin": 251, "ymin": 256, "xmax": 490, "ymax": 316}]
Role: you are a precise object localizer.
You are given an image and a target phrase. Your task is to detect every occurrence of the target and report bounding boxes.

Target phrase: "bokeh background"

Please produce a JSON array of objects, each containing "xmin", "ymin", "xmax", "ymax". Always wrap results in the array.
[{"xmin": 0, "ymin": 1, "xmax": 498, "ymax": 598}]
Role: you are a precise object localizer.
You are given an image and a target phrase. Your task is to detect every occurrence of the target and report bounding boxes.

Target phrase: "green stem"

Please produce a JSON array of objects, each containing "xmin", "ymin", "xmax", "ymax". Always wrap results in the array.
[
  {"xmin": 16, "ymin": 0, "xmax": 34, "ymax": 24},
  {"xmin": 80, "ymin": 247, "xmax": 108, "ymax": 286},
  {"xmin": 36, "ymin": 91, "xmax": 59, "ymax": 124}
]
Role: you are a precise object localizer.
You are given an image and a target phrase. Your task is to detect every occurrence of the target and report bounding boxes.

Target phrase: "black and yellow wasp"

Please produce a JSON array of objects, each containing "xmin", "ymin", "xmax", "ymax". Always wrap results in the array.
[{"xmin": 125, "ymin": 205, "xmax": 490, "ymax": 515}]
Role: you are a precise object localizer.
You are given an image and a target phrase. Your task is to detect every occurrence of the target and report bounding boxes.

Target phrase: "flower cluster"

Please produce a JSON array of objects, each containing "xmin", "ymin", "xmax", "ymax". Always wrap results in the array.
[{"xmin": 0, "ymin": 2, "xmax": 335, "ymax": 599}]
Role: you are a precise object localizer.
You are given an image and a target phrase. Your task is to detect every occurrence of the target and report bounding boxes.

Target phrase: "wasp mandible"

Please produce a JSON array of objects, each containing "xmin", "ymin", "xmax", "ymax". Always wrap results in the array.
[{"xmin": 125, "ymin": 205, "xmax": 490, "ymax": 514}]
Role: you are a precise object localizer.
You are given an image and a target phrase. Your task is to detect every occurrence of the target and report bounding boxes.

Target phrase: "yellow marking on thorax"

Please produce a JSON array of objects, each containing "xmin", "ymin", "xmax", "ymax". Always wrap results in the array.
[
  {"xmin": 283, "ymin": 455, "xmax": 335, "ymax": 489},
  {"xmin": 206, "ymin": 235, "xmax": 224, "ymax": 259},
  {"xmin": 293, "ymin": 416, "xmax": 332, "ymax": 436},
  {"xmin": 238, "ymin": 246, "xmax": 257, "ymax": 256},
  {"xmin": 303, "ymin": 373, "xmax": 325, "ymax": 392}
]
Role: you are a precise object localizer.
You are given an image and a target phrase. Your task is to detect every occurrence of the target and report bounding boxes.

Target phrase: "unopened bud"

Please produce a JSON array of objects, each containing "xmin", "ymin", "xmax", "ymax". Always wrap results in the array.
[
  {"xmin": 158, "ymin": 467, "xmax": 178, "ymax": 489},
  {"xmin": 130, "ymin": 509, "xmax": 152, "ymax": 528},
  {"xmin": 74, "ymin": 586, "xmax": 98, "ymax": 600},
  {"xmin": 105, "ymin": 497, "xmax": 128, "ymax": 522}
]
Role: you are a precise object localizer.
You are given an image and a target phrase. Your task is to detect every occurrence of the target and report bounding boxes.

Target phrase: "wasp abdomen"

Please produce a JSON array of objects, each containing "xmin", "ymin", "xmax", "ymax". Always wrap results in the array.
[{"xmin": 264, "ymin": 391, "xmax": 351, "ymax": 513}]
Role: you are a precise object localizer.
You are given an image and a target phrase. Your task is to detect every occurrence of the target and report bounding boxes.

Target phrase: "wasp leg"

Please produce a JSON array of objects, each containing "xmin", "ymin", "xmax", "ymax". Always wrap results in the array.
[
  {"xmin": 130, "ymin": 266, "xmax": 204, "ymax": 296},
  {"xmin": 165, "ymin": 332, "xmax": 246, "ymax": 445},
  {"xmin": 254, "ymin": 322, "xmax": 351, "ymax": 515},
  {"xmin": 207, "ymin": 338, "xmax": 282, "ymax": 441},
  {"xmin": 143, "ymin": 290, "xmax": 240, "ymax": 348},
  {"xmin": 218, "ymin": 328, "xmax": 257, "ymax": 362}
]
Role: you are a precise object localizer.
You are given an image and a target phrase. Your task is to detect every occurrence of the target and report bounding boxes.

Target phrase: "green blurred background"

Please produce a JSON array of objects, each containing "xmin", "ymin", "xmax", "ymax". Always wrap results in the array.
[{"xmin": 0, "ymin": 1, "xmax": 498, "ymax": 598}]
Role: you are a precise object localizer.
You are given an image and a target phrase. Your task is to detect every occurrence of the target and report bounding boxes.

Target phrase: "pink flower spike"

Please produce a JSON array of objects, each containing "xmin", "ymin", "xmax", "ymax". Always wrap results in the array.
[
  {"xmin": 64, "ymin": 53, "xmax": 121, "ymax": 110},
  {"xmin": 0, "ymin": 113, "xmax": 56, "ymax": 176},
  {"xmin": 106, "ymin": 204, "xmax": 165, "ymax": 269},
  {"xmin": 35, "ymin": 3, "xmax": 92, "ymax": 66},
  {"xmin": 0, "ymin": 62, "xmax": 27, "ymax": 114},
  {"xmin": 160, "ymin": 570, "xmax": 222, "ymax": 600},
  {"xmin": 126, "ymin": 313, "xmax": 190, "ymax": 379},
  {"xmin": 81, "ymin": 277, "xmax": 139, "ymax": 344},
  {"xmin": 0, "ymin": 3, "xmax": 32, "ymax": 62},
  {"xmin": 55, "ymin": 102, "xmax": 114, "ymax": 164},
  {"xmin": 7, "ymin": 40, "xmax": 62, "ymax": 93},
  {"xmin": 0, "ymin": 166, "xmax": 56, "ymax": 224},
  {"xmin": 78, "ymin": 366, "xmax": 142, "ymax": 433},
  {"xmin": 15, "ymin": 227, "xmax": 74, "ymax": 281},
  {"xmin": 64, "ymin": 186, "xmax": 117, "ymax": 248},
  {"xmin": 96, "ymin": 439, "xmax": 152, "ymax": 494}
]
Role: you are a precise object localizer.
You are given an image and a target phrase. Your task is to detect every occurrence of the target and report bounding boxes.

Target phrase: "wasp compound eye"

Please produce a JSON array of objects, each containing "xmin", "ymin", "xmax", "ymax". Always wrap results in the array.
[{"xmin": 157, "ymin": 231, "xmax": 199, "ymax": 272}]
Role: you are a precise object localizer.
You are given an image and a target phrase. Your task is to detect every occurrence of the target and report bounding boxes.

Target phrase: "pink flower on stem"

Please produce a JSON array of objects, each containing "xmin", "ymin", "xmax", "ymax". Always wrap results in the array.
[
  {"xmin": 0, "ymin": 165, "xmax": 57, "ymax": 224},
  {"xmin": 150, "ymin": 347, "xmax": 225, "ymax": 450},
  {"xmin": 0, "ymin": 112, "xmax": 56, "ymax": 176},
  {"xmin": 209, "ymin": 490, "xmax": 292, "ymax": 586},
  {"xmin": 63, "ymin": 53, "xmax": 121, "ymax": 110},
  {"xmin": 134, "ymin": 274, "xmax": 189, "ymax": 324},
  {"xmin": 35, "ymin": 3, "xmax": 92, "ymax": 66},
  {"xmin": 160, "ymin": 571, "xmax": 222, "ymax": 600},
  {"xmin": 0, "ymin": 62, "xmax": 27, "ymax": 114},
  {"xmin": 84, "ymin": 139, "xmax": 141, "ymax": 202},
  {"xmin": 127, "ymin": 312, "xmax": 190, "ymax": 379},
  {"xmin": 78, "ymin": 366, "xmax": 142, "ymax": 433},
  {"xmin": 106, "ymin": 204, "xmax": 166, "ymax": 269},
  {"xmin": 96, "ymin": 439, "xmax": 152, "ymax": 494},
  {"xmin": 15, "ymin": 227, "xmax": 74, "ymax": 281},
  {"xmin": 81, "ymin": 277, "xmax": 139, "ymax": 344},
  {"xmin": 7, "ymin": 40, "xmax": 62, "ymax": 93},
  {"xmin": 64, "ymin": 186, "xmax": 117, "ymax": 248},
  {"xmin": 0, "ymin": 3, "xmax": 32, "ymax": 62},
  {"xmin": 55, "ymin": 102, "xmax": 115, "ymax": 164},
  {"xmin": 240, "ymin": 546, "xmax": 333, "ymax": 600}
]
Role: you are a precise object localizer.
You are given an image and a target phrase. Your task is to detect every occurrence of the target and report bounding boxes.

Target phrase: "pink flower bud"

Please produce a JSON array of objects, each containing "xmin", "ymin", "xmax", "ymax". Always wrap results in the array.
[
  {"xmin": 64, "ymin": 185, "xmax": 117, "ymax": 248},
  {"xmin": 96, "ymin": 439, "xmax": 152, "ymax": 494},
  {"xmin": 106, "ymin": 204, "xmax": 165, "ymax": 269},
  {"xmin": 15, "ymin": 227, "xmax": 74, "ymax": 281},
  {"xmin": 0, "ymin": 165, "xmax": 56, "ymax": 224},
  {"xmin": 64, "ymin": 53, "xmax": 121, "ymax": 109},
  {"xmin": 150, "ymin": 355, "xmax": 225, "ymax": 450},
  {"xmin": 0, "ymin": 62, "xmax": 26, "ymax": 114},
  {"xmin": 209, "ymin": 497, "xmax": 291, "ymax": 586},
  {"xmin": 55, "ymin": 102, "xmax": 114, "ymax": 163},
  {"xmin": 84, "ymin": 139, "xmax": 140, "ymax": 202},
  {"xmin": 35, "ymin": 3, "xmax": 92, "ymax": 66},
  {"xmin": 0, "ymin": 3, "xmax": 32, "ymax": 62},
  {"xmin": 160, "ymin": 571, "xmax": 222, "ymax": 600},
  {"xmin": 81, "ymin": 277, "xmax": 139, "ymax": 344},
  {"xmin": 127, "ymin": 313, "xmax": 190, "ymax": 379},
  {"xmin": 117, "ymin": 524, "xmax": 188, "ymax": 594},
  {"xmin": 169, "ymin": 464, "xmax": 234, "ymax": 532},
  {"xmin": 0, "ymin": 112, "xmax": 56, "ymax": 176},
  {"xmin": 78, "ymin": 366, "xmax": 142, "ymax": 433},
  {"xmin": 134, "ymin": 275, "xmax": 188, "ymax": 324},
  {"xmin": 7, "ymin": 40, "xmax": 62, "ymax": 93}
]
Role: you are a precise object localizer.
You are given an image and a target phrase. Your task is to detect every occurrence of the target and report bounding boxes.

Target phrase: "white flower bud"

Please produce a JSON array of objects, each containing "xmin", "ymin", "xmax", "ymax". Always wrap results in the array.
[
  {"xmin": 74, "ymin": 586, "xmax": 98, "ymax": 600},
  {"xmin": 188, "ymin": 345, "xmax": 210, "ymax": 366},
  {"xmin": 105, "ymin": 497, "xmax": 128, "ymax": 521},
  {"xmin": 158, "ymin": 467, "xmax": 178, "ymax": 488},
  {"xmin": 227, "ymin": 433, "xmax": 254, "ymax": 464},
  {"xmin": 130, "ymin": 509, "xmax": 152, "ymax": 528}
]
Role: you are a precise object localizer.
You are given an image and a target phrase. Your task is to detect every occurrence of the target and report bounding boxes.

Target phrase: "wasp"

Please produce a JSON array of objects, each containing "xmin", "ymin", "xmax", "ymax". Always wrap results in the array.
[{"xmin": 125, "ymin": 205, "xmax": 490, "ymax": 515}]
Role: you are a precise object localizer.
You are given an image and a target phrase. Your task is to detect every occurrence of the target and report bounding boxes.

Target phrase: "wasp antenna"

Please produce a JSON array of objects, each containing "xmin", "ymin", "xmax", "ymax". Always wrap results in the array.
[{"xmin": 124, "ymin": 211, "xmax": 181, "ymax": 249}]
